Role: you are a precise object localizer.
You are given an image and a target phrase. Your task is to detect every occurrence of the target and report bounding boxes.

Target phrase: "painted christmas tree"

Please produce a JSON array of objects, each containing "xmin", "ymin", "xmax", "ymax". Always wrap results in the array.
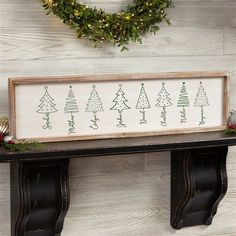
[
  {"xmin": 155, "ymin": 82, "xmax": 172, "ymax": 127},
  {"xmin": 194, "ymin": 81, "xmax": 209, "ymax": 125},
  {"xmin": 110, "ymin": 84, "xmax": 131, "ymax": 127},
  {"xmin": 136, "ymin": 83, "xmax": 151, "ymax": 124},
  {"xmin": 64, "ymin": 85, "xmax": 79, "ymax": 134},
  {"xmin": 36, "ymin": 86, "xmax": 57, "ymax": 129},
  {"xmin": 86, "ymin": 85, "xmax": 104, "ymax": 130},
  {"xmin": 177, "ymin": 82, "xmax": 190, "ymax": 124}
]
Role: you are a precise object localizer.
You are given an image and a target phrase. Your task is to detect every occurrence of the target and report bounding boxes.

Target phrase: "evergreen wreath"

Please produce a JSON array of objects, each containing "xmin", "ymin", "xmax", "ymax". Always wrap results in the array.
[{"xmin": 42, "ymin": 0, "xmax": 173, "ymax": 51}]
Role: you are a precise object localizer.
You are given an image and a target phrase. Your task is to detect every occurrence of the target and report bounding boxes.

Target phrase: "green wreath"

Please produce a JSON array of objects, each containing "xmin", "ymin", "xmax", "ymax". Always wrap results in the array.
[{"xmin": 42, "ymin": 0, "xmax": 173, "ymax": 51}]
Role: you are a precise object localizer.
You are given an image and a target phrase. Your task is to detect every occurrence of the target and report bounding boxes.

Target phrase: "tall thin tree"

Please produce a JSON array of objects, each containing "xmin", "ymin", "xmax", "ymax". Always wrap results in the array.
[
  {"xmin": 177, "ymin": 82, "xmax": 190, "ymax": 124},
  {"xmin": 64, "ymin": 85, "xmax": 79, "ymax": 134}
]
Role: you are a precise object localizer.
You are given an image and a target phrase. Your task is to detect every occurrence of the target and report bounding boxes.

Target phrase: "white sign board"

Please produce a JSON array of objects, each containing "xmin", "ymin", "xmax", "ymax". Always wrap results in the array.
[{"xmin": 9, "ymin": 72, "xmax": 229, "ymax": 142}]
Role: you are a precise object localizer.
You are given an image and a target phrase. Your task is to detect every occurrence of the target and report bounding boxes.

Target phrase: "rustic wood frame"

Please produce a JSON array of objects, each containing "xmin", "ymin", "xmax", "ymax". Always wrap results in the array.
[{"xmin": 8, "ymin": 71, "xmax": 230, "ymax": 142}]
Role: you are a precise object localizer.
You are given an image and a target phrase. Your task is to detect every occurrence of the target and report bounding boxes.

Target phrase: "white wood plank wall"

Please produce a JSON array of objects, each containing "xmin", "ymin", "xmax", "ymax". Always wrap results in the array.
[{"xmin": 0, "ymin": 0, "xmax": 235, "ymax": 235}]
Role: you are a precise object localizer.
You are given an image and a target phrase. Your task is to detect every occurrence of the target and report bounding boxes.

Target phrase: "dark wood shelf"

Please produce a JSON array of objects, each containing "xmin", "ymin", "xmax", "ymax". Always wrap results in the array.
[
  {"xmin": 0, "ymin": 131, "xmax": 236, "ymax": 162},
  {"xmin": 1, "ymin": 131, "xmax": 236, "ymax": 236}
]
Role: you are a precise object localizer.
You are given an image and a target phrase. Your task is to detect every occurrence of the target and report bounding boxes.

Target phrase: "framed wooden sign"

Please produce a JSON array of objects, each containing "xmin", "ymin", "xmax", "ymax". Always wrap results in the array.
[{"xmin": 9, "ymin": 72, "xmax": 230, "ymax": 142}]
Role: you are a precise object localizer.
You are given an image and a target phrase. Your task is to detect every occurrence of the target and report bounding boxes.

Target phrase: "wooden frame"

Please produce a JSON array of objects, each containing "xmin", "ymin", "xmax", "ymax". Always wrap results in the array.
[{"xmin": 9, "ymin": 71, "xmax": 230, "ymax": 142}]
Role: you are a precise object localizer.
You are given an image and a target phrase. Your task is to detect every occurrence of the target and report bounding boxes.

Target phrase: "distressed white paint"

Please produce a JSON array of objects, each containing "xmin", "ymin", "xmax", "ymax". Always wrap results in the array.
[{"xmin": 0, "ymin": 0, "xmax": 236, "ymax": 235}]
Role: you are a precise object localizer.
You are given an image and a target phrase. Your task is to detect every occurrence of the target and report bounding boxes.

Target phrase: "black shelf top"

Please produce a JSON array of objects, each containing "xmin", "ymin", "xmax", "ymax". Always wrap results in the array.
[{"xmin": 0, "ymin": 131, "xmax": 236, "ymax": 162}]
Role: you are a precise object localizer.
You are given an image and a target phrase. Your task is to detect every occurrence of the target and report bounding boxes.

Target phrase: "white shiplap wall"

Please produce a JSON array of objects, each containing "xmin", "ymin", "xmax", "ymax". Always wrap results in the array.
[{"xmin": 0, "ymin": 0, "xmax": 236, "ymax": 235}]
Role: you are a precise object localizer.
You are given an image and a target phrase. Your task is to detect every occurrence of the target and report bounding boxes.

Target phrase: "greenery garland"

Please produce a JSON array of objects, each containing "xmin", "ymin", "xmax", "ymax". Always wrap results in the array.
[
  {"xmin": 1, "ymin": 141, "xmax": 44, "ymax": 152},
  {"xmin": 42, "ymin": 0, "xmax": 173, "ymax": 51},
  {"xmin": 225, "ymin": 128, "xmax": 236, "ymax": 135},
  {"xmin": 0, "ymin": 118, "xmax": 44, "ymax": 152}
]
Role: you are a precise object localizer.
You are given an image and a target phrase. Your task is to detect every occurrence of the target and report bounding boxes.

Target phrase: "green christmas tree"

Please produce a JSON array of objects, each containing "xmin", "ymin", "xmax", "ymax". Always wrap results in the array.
[
  {"xmin": 110, "ymin": 84, "xmax": 131, "ymax": 127},
  {"xmin": 86, "ymin": 85, "xmax": 104, "ymax": 130},
  {"xmin": 194, "ymin": 82, "xmax": 209, "ymax": 125},
  {"xmin": 37, "ymin": 86, "xmax": 57, "ymax": 129},
  {"xmin": 136, "ymin": 83, "xmax": 151, "ymax": 124},
  {"xmin": 64, "ymin": 85, "xmax": 79, "ymax": 134},
  {"xmin": 177, "ymin": 82, "xmax": 190, "ymax": 124},
  {"xmin": 155, "ymin": 82, "xmax": 172, "ymax": 127}
]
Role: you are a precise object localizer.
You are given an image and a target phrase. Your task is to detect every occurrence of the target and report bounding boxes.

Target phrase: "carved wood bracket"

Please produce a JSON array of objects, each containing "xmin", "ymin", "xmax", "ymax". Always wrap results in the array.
[
  {"xmin": 171, "ymin": 147, "xmax": 228, "ymax": 229},
  {"xmin": 10, "ymin": 159, "xmax": 70, "ymax": 236}
]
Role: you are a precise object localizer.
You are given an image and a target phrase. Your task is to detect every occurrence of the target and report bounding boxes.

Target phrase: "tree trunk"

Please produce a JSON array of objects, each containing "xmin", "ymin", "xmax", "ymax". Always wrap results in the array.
[
  {"xmin": 161, "ymin": 106, "xmax": 167, "ymax": 127},
  {"xmin": 199, "ymin": 106, "xmax": 205, "ymax": 125},
  {"xmin": 43, "ymin": 113, "xmax": 52, "ymax": 129},
  {"xmin": 139, "ymin": 109, "xmax": 147, "ymax": 124}
]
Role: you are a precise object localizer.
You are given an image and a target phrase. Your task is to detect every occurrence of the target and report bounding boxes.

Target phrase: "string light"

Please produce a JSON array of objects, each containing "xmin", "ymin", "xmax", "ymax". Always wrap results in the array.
[{"xmin": 42, "ymin": 0, "xmax": 173, "ymax": 51}]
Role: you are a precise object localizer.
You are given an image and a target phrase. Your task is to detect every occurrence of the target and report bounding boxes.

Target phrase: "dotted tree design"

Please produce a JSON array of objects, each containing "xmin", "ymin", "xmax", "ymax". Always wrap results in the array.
[
  {"xmin": 110, "ymin": 84, "xmax": 131, "ymax": 128},
  {"xmin": 177, "ymin": 82, "xmax": 190, "ymax": 124},
  {"xmin": 194, "ymin": 81, "xmax": 209, "ymax": 125},
  {"xmin": 86, "ymin": 85, "xmax": 104, "ymax": 130},
  {"xmin": 155, "ymin": 82, "xmax": 172, "ymax": 127},
  {"xmin": 36, "ymin": 86, "xmax": 57, "ymax": 129},
  {"xmin": 64, "ymin": 85, "xmax": 79, "ymax": 134},
  {"xmin": 136, "ymin": 83, "xmax": 151, "ymax": 124}
]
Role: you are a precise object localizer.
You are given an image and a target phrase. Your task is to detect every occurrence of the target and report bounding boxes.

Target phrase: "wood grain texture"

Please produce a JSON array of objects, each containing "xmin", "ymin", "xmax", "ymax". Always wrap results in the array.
[
  {"xmin": 62, "ymin": 148, "xmax": 236, "ymax": 236},
  {"xmin": 0, "ymin": 0, "xmax": 236, "ymax": 235},
  {"xmin": 0, "ymin": 28, "xmax": 224, "ymax": 60},
  {"xmin": 224, "ymin": 27, "xmax": 236, "ymax": 55}
]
